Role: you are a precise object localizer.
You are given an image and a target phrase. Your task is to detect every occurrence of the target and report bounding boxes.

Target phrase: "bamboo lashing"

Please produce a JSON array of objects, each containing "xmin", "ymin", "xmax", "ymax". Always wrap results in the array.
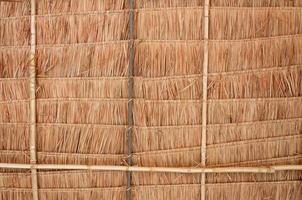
[
  {"xmin": 201, "ymin": 0, "xmax": 210, "ymax": 200},
  {"xmin": 127, "ymin": 0, "xmax": 135, "ymax": 200},
  {"xmin": 29, "ymin": 0, "xmax": 38, "ymax": 200}
]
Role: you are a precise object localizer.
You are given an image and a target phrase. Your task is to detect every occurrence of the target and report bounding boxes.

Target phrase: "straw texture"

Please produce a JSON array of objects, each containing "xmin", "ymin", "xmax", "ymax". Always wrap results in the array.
[{"xmin": 0, "ymin": 0, "xmax": 301, "ymax": 199}]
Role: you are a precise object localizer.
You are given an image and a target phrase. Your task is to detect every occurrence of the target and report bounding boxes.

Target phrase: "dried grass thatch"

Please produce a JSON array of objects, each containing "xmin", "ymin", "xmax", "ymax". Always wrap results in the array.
[{"xmin": 0, "ymin": 0, "xmax": 301, "ymax": 199}]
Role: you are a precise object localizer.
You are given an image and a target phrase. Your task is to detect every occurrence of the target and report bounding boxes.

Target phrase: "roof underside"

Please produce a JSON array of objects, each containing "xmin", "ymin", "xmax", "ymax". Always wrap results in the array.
[{"xmin": 0, "ymin": 0, "xmax": 301, "ymax": 199}]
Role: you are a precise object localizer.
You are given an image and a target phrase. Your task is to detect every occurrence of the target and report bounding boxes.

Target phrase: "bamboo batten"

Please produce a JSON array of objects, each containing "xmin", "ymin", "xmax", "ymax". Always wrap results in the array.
[
  {"xmin": 29, "ymin": 0, "xmax": 38, "ymax": 200},
  {"xmin": 127, "ymin": 0, "xmax": 135, "ymax": 199},
  {"xmin": 0, "ymin": 0, "xmax": 302, "ymax": 199},
  {"xmin": 0, "ymin": 163, "xmax": 302, "ymax": 173},
  {"xmin": 201, "ymin": 1, "xmax": 209, "ymax": 200}
]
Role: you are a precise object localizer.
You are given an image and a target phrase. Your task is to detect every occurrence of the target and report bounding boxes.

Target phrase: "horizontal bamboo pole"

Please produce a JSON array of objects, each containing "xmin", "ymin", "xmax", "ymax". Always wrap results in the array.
[{"xmin": 0, "ymin": 163, "xmax": 301, "ymax": 173}]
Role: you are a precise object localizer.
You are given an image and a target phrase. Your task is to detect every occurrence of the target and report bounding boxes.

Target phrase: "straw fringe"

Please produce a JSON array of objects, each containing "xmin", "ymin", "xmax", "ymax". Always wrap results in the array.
[
  {"xmin": 0, "ymin": 48, "xmax": 30, "ymax": 78},
  {"xmin": 208, "ymin": 67, "xmax": 302, "ymax": 99},
  {"xmin": 209, "ymin": 36, "xmax": 302, "ymax": 72},
  {"xmin": 211, "ymin": 0, "xmax": 302, "ymax": 7},
  {"xmin": 136, "ymin": 8, "xmax": 203, "ymax": 40},
  {"xmin": 134, "ymin": 42, "xmax": 203, "ymax": 77},
  {"xmin": 36, "ymin": 43, "xmax": 129, "ymax": 77},
  {"xmin": 210, "ymin": 8, "xmax": 302, "ymax": 39},
  {"xmin": 206, "ymin": 181, "xmax": 302, "ymax": 200},
  {"xmin": 0, "ymin": 17, "xmax": 30, "ymax": 46},
  {"xmin": 135, "ymin": 0, "xmax": 203, "ymax": 8},
  {"xmin": 36, "ymin": 100, "xmax": 127, "ymax": 125},
  {"xmin": 37, "ymin": 78, "xmax": 128, "ymax": 99},
  {"xmin": 134, "ymin": 76, "xmax": 202, "ymax": 100},
  {"xmin": 0, "ymin": 0, "xmax": 30, "ymax": 17},
  {"xmin": 37, "ymin": 126, "xmax": 126, "ymax": 154},
  {"xmin": 36, "ymin": 0, "xmax": 127, "ymax": 14},
  {"xmin": 36, "ymin": 12, "xmax": 129, "ymax": 45}
]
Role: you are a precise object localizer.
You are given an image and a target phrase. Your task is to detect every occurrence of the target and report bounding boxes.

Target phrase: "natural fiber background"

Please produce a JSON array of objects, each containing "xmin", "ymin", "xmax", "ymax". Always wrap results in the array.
[{"xmin": 0, "ymin": 0, "xmax": 301, "ymax": 199}]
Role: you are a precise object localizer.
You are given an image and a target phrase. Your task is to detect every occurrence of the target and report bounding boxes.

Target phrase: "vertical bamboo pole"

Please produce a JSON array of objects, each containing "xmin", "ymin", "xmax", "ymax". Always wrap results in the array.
[
  {"xmin": 127, "ymin": 0, "xmax": 135, "ymax": 200},
  {"xmin": 29, "ymin": 0, "xmax": 38, "ymax": 200},
  {"xmin": 201, "ymin": 1, "xmax": 210, "ymax": 200}
]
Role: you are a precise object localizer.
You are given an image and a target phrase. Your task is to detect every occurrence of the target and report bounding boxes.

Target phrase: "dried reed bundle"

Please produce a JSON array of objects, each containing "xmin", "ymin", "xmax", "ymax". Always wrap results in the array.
[
  {"xmin": 134, "ymin": 76, "xmax": 202, "ymax": 99},
  {"xmin": 38, "ymin": 171, "xmax": 126, "ymax": 188},
  {"xmin": 37, "ymin": 151, "xmax": 124, "ymax": 165},
  {"xmin": 132, "ymin": 184, "xmax": 200, "ymax": 200},
  {"xmin": 207, "ymin": 171, "xmax": 302, "ymax": 183},
  {"xmin": 0, "ymin": 124, "xmax": 29, "ymax": 150},
  {"xmin": 133, "ymin": 147, "xmax": 200, "ymax": 167},
  {"xmin": 206, "ymin": 181, "xmax": 301, "ymax": 200},
  {"xmin": 37, "ymin": 0, "xmax": 127, "ymax": 14},
  {"xmin": 0, "ymin": 17, "xmax": 30, "ymax": 46},
  {"xmin": 209, "ymin": 36, "xmax": 302, "ymax": 72},
  {"xmin": 207, "ymin": 135, "xmax": 301, "ymax": 166},
  {"xmin": 38, "ymin": 189, "xmax": 125, "ymax": 200},
  {"xmin": 207, "ymin": 119, "xmax": 302, "ymax": 145},
  {"xmin": 37, "ymin": 125, "xmax": 126, "ymax": 154},
  {"xmin": 133, "ymin": 100, "xmax": 202, "ymax": 126},
  {"xmin": 133, "ymin": 126, "xmax": 201, "ymax": 152},
  {"xmin": 0, "ymin": 190, "xmax": 32, "ymax": 200},
  {"xmin": 135, "ymin": 0, "xmax": 203, "ymax": 8},
  {"xmin": 0, "ymin": 172, "xmax": 31, "ymax": 188},
  {"xmin": 210, "ymin": 8, "xmax": 302, "ymax": 39},
  {"xmin": 136, "ymin": 8, "xmax": 203, "ymax": 40},
  {"xmin": 0, "ymin": 48, "xmax": 29, "ymax": 78},
  {"xmin": 36, "ymin": 100, "xmax": 127, "ymax": 124},
  {"xmin": 36, "ymin": 13, "xmax": 129, "ymax": 45},
  {"xmin": 0, "ymin": 150, "xmax": 30, "ymax": 164},
  {"xmin": 134, "ymin": 42, "xmax": 203, "ymax": 77},
  {"xmin": 211, "ymin": 0, "xmax": 302, "ymax": 7},
  {"xmin": 132, "ymin": 172, "xmax": 200, "ymax": 185},
  {"xmin": 37, "ymin": 78, "xmax": 128, "ymax": 98},
  {"xmin": 208, "ymin": 67, "xmax": 302, "ymax": 98},
  {"xmin": 208, "ymin": 98, "xmax": 302, "ymax": 124},
  {"xmin": 36, "ymin": 43, "xmax": 129, "ymax": 77},
  {"xmin": 0, "ymin": 101, "xmax": 29, "ymax": 122},
  {"xmin": 0, "ymin": 79, "xmax": 29, "ymax": 100},
  {"xmin": 0, "ymin": 0, "xmax": 29, "ymax": 17},
  {"xmin": 133, "ymin": 136, "xmax": 301, "ymax": 168}
]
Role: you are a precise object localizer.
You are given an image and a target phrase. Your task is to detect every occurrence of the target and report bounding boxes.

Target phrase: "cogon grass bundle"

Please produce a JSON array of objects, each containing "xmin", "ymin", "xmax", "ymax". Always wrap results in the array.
[
  {"xmin": 36, "ymin": 0, "xmax": 128, "ymax": 14},
  {"xmin": 133, "ymin": 126, "xmax": 201, "ymax": 152},
  {"xmin": 0, "ymin": 17, "xmax": 30, "ymax": 46},
  {"xmin": 134, "ymin": 76, "xmax": 202, "ymax": 100},
  {"xmin": 134, "ymin": 42, "xmax": 203, "ymax": 77},
  {"xmin": 0, "ymin": 48, "xmax": 30, "ymax": 78},
  {"xmin": 135, "ymin": 0, "xmax": 203, "ymax": 8},
  {"xmin": 136, "ymin": 8, "xmax": 203, "ymax": 40},
  {"xmin": 207, "ymin": 97, "xmax": 302, "ymax": 124},
  {"xmin": 208, "ymin": 66, "xmax": 302, "ymax": 99},
  {"xmin": 209, "ymin": 36, "xmax": 302, "ymax": 72},
  {"xmin": 0, "ymin": 79, "xmax": 29, "ymax": 101},
  {"xmin": 211, "ymin": 0, "xmax": 302, "ymax": 7},
  {"xmin": 133, "ymin": 100, "xmax": 202, "ymax": 126},
  {"xmin": 37, "ymin": 78, "xmax": 128, "ymax": 99},
  {"xmin": 36, "ymin": 99, "xmax": 127, "ymax": 124},
  {"xmin": 0, "ymin": 0, "xmax": 29, "ymax": 17},
  {"xmin": 133, "ymin": 134, "xmax": 301, "ymax": 167},
  {"xmin": 36, "ymin": 12, "xmax": 129, "ymax": 45},
  {"xmin": 36, "ymin": 43, "xmax": 129, "ymax": 77},
  {"xmin": 36, "ymin": 151, "xmax": 124, "ymax": 166},
  {"xmin": 210, "ymin": 8, "xmax": 302, "ymax": 39},
  {"xmin": 37, "ymin": 125, "xmax": 126, "ymax": 154}
]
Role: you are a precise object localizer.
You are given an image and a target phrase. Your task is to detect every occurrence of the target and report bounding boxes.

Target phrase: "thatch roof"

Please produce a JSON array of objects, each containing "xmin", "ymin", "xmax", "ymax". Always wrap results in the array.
[{"xmin": 0, "ymin": 0, "xmax": 301, "ymax": 199}]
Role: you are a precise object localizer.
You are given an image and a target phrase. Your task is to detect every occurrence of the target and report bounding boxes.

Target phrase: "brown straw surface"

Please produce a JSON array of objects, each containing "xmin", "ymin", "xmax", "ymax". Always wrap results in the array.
[{"xmin": 0, "ymin": 0, "xmax": 301, "ymax": 199}]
